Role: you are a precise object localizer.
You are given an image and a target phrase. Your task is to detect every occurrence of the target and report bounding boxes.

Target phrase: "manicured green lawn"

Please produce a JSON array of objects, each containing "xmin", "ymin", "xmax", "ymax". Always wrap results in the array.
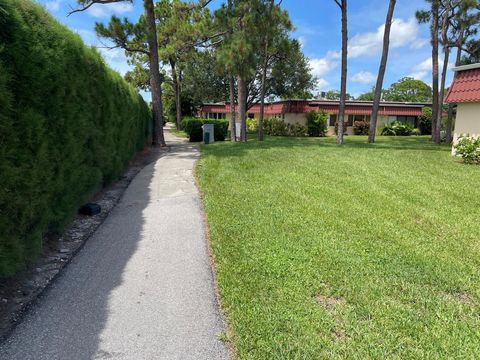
[{"xmin": 195, "ymin": 136, "xmax": 480, "ymax": 359}]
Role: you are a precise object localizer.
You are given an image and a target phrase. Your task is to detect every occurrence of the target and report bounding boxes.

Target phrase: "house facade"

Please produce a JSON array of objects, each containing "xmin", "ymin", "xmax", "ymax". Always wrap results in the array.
[
  {"xmin": 199, "ymin": 99, "xmax": 428, "ymax": 136},
  {"xmin": 445, "ymin": 63, "xmax": 480, "ymax": 148}
]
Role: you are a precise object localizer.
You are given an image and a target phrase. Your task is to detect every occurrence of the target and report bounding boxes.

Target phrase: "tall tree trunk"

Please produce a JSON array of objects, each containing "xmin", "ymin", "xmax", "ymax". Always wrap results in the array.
[
  {"xmin": 237, "ymin": 76, "xmax": 247, "ymax": 142},
  {"xmin": 169, "ymin": 59, "xmax": 182, "ymax": 130},
  {"xmin": 438, "ymin": 47, "xmax": 449, "ymax": 142},
  {"xmin": 369, "ymin": 0, "xmax": 396, "ymax": 143},
  {"xmin": 337, "ymin": 0, "xmax": 348, "ymax": 145},
  {"xmin": 144, "ymin": 0, "xmax": 166, "ymax": 146},
  {"xmin": 446, "ymin": 27, "xmax": 465, "ymax": 144},
  {"xmin": 437, "ymin": 2, "xmax": 451, "ymax": 144},
  {"xmin": 229, "ymin": 76, "xmax": 236, "ymax": 142},
  {"xmin": 431, "ymin": 0, "xmax": 440, "ymax": 144},
  {"xmin": 258, "ymin": 43, "xmax": 269, "ymax": 142}
]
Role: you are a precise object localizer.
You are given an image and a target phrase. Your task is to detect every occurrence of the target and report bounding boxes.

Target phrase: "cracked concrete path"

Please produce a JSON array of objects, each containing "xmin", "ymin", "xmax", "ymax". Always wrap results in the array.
[{"xmin": 0, "ymin": 126, "xmax": 229, "ymax": 360}]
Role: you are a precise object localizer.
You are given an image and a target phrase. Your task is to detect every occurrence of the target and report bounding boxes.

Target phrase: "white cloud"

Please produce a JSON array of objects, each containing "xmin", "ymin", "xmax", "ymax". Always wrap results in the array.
[
  {"xmin": 308, "ymin": 51, "xmax": 340, "ymax": 78},
  {"xmin": 351, "ymin": 71, "xmax": 376, "ymax": 84},
  {"xmin": 315, "ymin": 78, "xmax": 329, "ymax": 91},
  {"xmin": 45, "ymin": 0, "xmax": 61, "ymax": 12},
  {"xmin": 298, "ymin": 36, "xmax": 306, "ymax": 49},
  {"xmin": 87, "ymin": 2, "xmax": 134, "ymax": 18},
  {"xmin": 349, "ymin": 18, "xmax": 426, "ymax": 58},
  {"xmin": 408, "ymin": 57, "xmax": 444, "ymax": 80}
]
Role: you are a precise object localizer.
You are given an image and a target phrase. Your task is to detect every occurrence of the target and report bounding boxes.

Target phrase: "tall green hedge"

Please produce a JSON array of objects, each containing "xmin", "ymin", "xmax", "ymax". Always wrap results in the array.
[{"xmin": 0, "ymin": 0, "xmax": 151, "ymax": 277}]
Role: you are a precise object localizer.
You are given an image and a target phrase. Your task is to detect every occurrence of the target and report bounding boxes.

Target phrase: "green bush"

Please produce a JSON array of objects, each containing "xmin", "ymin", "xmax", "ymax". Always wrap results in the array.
[
  {"xmin": 418, "ymin": 107, "xmax": 432, "ymax": 135},
  {"xmin": 246, "ymin": 118, "xmax": 258, "ymax": 133},
  {"xmin": 0, "ymin": 0, "xmax": 151, "ymax": 277},
  {"xmin": 263, "ymin": 118, "xmax": 307, "ymax": 137},
  {"xmin": 381, "ymin": 122, "xmax": 414, "ymax": 136},
  {"xmin": 264, "ymin": 117, "xmax": 288, "ymax": 136},
  {"xmin": 412, "ymin": 128, "xmax": 422, "ymax": 136},
  {"xmin": 289, "ymin": 123, "xmax": 308, "ymax": 137},
  {"xmin": 454, "ymin": 136, "xmax": 480, "ymax": 164},
  {"xmin": 353, "ymin": 121, "xmax": 370, "ymax": 135},
  {"xmin": 181, "ymin": 118, "xmax": 228, "ymax": 142},
  {"xmin": 306, "ymin": 111, "xmax": 327, "ymax": 137}
]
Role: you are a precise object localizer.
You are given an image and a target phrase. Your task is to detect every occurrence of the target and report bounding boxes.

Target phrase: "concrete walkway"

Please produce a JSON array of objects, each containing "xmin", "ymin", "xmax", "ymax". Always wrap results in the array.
[{"xmin": 0, "ymin": 127, "xmax": 229, "ymax": 360}]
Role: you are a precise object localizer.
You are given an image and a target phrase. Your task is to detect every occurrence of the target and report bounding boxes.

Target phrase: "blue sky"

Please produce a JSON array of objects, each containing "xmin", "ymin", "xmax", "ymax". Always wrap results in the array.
[{"xmin": 37, "ymin": 0, "xmax": 449, "ymax": 99}]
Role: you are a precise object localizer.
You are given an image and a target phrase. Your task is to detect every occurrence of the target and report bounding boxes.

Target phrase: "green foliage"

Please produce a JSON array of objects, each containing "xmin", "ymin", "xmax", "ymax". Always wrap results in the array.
[
  {"xmin": 0, "ymin": 0, "xmax": 150, "ymax": 277},
  {"xmin": 381, "ymin": 122, "xmax": 414, "ymax": 136},
  {"xmin": 384, "ymin": 77, "xmax": 432, "ymax": 103},
  {"xmin": 306, "ymin": 110, "xmax": 327, "ymax": 137},
  {"xmin": 353, "ymin": 121, "xmax": 370, "ymax": 135},
  {"xmin": 324, "ymin": 90, "xmax": 353, "ymax": 100},
  {"xmin": 454, "ymin": 136, "xmax": 480, "ymax": 164},
  {"xmin": 246, "ymin": 118, "xmax": 258, "ymax": 132},
  {"xmin": 181, "ymin": 118, "xmax": 228, "ymax": 142},
  {"xmin": 263, "ymin": 118, "xmax": 288, "ymax": 136},
  {"xmin": 263, "ymin": 118, "xmax": 307, "ymax": 137},
  {"xmin": 357, "ymin": 88, "xmax": 376, "ymax": 101},
  {"xmin": 418, "ymin": 106, "xmax": 433, "ymax": 135},
  {"xmin": 412, "ymin": 128, "xmax": 422, "ymax": 136}
]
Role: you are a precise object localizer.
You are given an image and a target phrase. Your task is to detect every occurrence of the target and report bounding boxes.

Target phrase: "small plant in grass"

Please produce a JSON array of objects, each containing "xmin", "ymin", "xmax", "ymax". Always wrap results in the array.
[
  {"xmin": 454, "ymin": 136, "xmax": 480, "ymax": 164},
  {"xmin": 353, "ymin": 121, "xmax": 370, "ymax": 135},
  {"xmin": 306, "ymin": 110, "xmax": 328, "ymax": 137},
  {"xmin": 381, "ymin": 122, "xmax": 413, "ymax": 136}
]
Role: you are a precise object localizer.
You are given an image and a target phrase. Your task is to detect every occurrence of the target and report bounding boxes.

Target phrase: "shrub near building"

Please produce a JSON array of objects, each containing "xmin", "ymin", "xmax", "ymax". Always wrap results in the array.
[{"xmin": 0, "ymin": 0, "xmax": 151, "ymax": 276}]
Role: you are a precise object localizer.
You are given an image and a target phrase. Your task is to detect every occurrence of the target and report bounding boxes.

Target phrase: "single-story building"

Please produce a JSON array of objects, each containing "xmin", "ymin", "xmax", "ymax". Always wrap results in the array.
[
  {"xmin": 445, "ymin": 63, "xmax": 480, "ymax": 148},
  {"xmin": 199, "ymin": 99, "xmax": 429, "ymax": 136}
]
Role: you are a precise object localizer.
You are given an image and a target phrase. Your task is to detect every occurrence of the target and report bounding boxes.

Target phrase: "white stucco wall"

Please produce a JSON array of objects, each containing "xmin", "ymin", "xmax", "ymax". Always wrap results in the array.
[{"xmin": 453, "ymin": 102, "xmax": 480, "ymax": 145}]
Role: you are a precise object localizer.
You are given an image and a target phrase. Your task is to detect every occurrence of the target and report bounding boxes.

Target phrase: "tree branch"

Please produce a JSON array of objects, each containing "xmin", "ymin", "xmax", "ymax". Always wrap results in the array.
[{"xmin": 68, "ymin": 0, "xmax": 132, "ymax": 17}]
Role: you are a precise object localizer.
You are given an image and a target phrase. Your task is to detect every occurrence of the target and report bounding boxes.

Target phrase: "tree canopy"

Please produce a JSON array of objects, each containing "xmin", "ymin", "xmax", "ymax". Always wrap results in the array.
[{"xmin": 383, "ymin": 77, "xmax": 432, "ymax": 102}]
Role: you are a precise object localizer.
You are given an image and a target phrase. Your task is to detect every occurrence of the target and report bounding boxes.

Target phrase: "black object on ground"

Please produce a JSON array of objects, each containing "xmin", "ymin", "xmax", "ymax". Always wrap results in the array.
[{"xmin": 79, "ymin": 203, "xmax": 101, "ymax": 216}]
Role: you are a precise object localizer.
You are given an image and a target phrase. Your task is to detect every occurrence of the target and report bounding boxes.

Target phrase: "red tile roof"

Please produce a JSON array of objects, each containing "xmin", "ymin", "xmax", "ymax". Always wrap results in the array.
[{"xmin": 445, "ymin": 66, "xmax": 480, "ymax": 103}]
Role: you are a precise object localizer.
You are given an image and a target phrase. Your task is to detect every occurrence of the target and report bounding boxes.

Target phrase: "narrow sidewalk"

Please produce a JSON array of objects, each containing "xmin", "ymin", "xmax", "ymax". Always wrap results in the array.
[{"xmin": 0, "ymin": 126, "xmax": 229, "ymax": 360}]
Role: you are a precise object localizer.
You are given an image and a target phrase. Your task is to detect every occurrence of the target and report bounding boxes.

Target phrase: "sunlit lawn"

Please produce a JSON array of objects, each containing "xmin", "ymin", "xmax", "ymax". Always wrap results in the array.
[{"xmin": 195, "ymin": 135, "xmax": 480, "ymax": 359}]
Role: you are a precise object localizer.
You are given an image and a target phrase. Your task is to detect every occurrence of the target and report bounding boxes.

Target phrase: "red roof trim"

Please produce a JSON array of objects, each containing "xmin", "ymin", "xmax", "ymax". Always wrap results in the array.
[
  {"xmin": 200, "ymin": 100, "xmax": 425, "ymax": 117},
  {"xmin": 445, "ymin": 67, "xmax": 480, "ymax": 103}
]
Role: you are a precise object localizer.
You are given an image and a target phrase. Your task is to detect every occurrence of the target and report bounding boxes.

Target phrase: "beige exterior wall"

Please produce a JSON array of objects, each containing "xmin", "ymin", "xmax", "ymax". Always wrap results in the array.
[
  {"xmin": 453, "ymin": 102, "xmax": 480, "ymax": 141},
  {"xmin": 452, "ymin": 102, "xmax": 480, "ymax": 153},
  {"xmin": 283, "ymin": 113, "xmax": 307, "ymax": 126}
]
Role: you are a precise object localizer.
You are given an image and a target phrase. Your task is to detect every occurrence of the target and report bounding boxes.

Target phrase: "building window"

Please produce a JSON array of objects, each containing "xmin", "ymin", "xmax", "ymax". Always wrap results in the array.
[
  {"xmin": 248, "ymin": 113, "xmax": 255, "ymax": 119},
  {"xmin": 396, "ymin": 116, "xmax": 416, "ymax": 126},
  {"xmin": 206, "ymin": 112, "xmax": 226, "ymax": 120},
  {"xmin": 347, "ymin": 115, "xmax": 354, "ymax": 126},
  {"xmin": 329, "ymin": 114, "xmax": 337, "ymax": 127}
]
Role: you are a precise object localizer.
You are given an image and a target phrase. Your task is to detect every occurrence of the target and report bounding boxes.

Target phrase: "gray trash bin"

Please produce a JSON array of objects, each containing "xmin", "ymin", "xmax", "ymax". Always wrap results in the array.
[{"xmin": 202, "ymin": 124, "xmax": 215, "ymax": 144}]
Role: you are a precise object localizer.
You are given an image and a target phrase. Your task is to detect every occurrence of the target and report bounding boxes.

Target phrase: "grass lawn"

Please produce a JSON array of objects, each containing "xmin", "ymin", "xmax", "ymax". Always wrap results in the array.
[{"xmin": 195, "ymin": 135, "xmax": 480, "ymax": 359}]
